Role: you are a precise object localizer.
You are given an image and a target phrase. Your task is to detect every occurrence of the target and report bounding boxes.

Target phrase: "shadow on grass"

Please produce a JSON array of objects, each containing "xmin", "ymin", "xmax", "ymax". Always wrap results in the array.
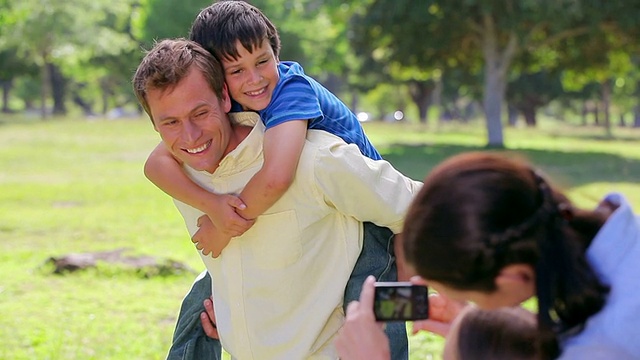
[{"xmin": 382, "ymin": 143, "xmax": 640, "ymax": 189}]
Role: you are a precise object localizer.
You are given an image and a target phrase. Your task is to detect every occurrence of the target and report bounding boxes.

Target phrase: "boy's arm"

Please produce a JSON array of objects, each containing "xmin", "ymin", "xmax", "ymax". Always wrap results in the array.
[
  {"xmin": 236, "ymin": 120, "xmax": 308, "ymax": 220},
  {"xmin": 145, "ymin": 143, "xmax": 253, "ymax": 237}
]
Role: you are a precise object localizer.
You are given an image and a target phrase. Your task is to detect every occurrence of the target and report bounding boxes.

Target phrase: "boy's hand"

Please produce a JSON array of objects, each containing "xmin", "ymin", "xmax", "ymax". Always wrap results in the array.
[
  {"xmin": 192, "ymin": 215, "xmax": 233, "ymax": 258},
  {"xmin": 206, "ymin": 194, "xmax": 255, "ymax": 237}
]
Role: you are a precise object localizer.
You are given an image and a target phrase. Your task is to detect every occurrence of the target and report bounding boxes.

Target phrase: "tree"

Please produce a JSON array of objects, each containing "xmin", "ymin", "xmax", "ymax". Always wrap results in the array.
[
  {"xmin": 350, "ymin": 0, "xmax": 603, "ymax": 147},
  {"xmin": 3, "ymin": 0, "xmax": 138, "ymax": 118},
  {"xmin": 507, "ymin": 71, "xmax": 563, "ymax": 127}
]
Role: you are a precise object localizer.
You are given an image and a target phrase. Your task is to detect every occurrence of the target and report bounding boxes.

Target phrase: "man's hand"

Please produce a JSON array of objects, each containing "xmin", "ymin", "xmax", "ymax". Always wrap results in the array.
[
  {"xmin": 409, "ymin": 276, "xmax": 468, "ymax": 337},
  {"xmin": 205, "ymin": 194, "xmax": 255, "ymax": 237},
  {"xmin": 200, "ymin": 296, "xmax": 219, "ymax": 339},
  {"xmin": 192, "ymin": 215, "xmax": 233, "ymax": 258},
  {"xmin": 335, "ymin": 276, "xmax": 390, "ymax": 360}
]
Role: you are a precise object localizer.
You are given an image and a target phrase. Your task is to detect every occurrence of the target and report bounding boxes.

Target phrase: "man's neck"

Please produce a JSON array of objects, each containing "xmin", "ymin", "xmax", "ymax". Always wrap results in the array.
[{"xmin": 224, "ymin": 124, "xmax": 253, "ymax": 157}]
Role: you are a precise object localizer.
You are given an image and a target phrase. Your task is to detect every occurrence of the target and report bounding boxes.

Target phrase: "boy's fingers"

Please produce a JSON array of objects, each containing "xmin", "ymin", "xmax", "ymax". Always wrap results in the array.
[{"xmin": 226, "ymin": 196, "xmax": 247, "ymax": 210}]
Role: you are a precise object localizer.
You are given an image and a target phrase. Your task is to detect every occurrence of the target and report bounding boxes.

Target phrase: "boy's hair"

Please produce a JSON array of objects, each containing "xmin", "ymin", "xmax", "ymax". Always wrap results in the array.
[
  {"xmin": 455, "ymin": 307, "xmax": 544, "ymax": 360},
  {"xmin": 190, "ymin": 0, "xmax": 281, "ymax": 61},
  {"xmin": 132, "ymin": 38, "xmax": 226, "ymax": 122}
]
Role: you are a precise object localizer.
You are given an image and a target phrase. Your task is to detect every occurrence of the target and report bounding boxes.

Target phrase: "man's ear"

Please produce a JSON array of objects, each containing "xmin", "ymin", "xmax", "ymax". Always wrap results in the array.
[
  {"xmin": 495, "ymin": 264, "xmax": 536, "ymax": 299},
  {"xmin": 221, "ymin": 83, "xmax": 232, "ymax": 113}
]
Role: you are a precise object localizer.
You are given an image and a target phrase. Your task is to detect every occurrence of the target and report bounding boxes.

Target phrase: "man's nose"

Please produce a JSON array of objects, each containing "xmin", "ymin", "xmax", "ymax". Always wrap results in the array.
[{"xmin": 182, "ymin": 120, "xmax": 201, "ymax": 143}]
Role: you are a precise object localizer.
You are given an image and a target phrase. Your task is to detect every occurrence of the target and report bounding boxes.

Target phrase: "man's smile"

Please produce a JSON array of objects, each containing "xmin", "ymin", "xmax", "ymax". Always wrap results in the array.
[{"xmin": 184, "ymin": 139, "xmax": 212, "ymax": 154}]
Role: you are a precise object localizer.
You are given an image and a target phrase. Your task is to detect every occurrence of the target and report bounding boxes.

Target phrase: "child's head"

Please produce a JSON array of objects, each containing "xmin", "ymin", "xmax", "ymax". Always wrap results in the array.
[
  {"xmin": 444, "ymin": 306, "xmax": 542, "ymax": 360},
  {"xmin": 190, "ymin": 0, "xmax": 281, "ymax": 62},
  {"xmin": 190, "ymin": 1, "xmax": 282, "ymax": 112}
]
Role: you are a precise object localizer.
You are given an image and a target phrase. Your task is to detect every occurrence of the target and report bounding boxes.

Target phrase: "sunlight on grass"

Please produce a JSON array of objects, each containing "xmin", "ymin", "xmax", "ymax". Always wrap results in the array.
[{"xmin": 2, "ymin": 114, "xmax": 640, "ymax": 359}]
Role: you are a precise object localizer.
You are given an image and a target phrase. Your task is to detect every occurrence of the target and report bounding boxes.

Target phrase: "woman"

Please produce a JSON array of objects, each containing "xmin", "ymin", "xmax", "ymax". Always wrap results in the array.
[{"xmin": 336, "ymin": 152, "xmax": 639, "ymax": 359}]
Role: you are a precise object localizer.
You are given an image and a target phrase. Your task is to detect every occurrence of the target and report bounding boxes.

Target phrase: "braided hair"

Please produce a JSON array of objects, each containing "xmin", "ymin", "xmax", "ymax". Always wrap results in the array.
[{"xmin": 403, "ymin": 152, "xmax": 609, "ymax": 357}]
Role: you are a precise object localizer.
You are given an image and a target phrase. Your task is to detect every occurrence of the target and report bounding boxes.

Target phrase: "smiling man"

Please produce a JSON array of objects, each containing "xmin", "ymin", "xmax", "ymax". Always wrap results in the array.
[{"xmin": 133, "ymin": 39, "xmax": 421, "ymax": 360}]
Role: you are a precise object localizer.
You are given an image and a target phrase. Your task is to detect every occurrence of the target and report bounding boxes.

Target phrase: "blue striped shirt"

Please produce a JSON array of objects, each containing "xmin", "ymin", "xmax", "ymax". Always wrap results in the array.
[{"xmin": 231, "ymin": 61, "xmax": 381, "ymax": 160}]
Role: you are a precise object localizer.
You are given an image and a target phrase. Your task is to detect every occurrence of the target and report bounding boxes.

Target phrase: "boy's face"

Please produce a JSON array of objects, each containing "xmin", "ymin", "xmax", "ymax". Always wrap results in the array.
[
  {"xmin": 221, "ymin": 39, "xmax": 279, "ymax": 111},
  {"xmin": 147, "ymin": 66, "xmax": 232, "ymax": 173}
]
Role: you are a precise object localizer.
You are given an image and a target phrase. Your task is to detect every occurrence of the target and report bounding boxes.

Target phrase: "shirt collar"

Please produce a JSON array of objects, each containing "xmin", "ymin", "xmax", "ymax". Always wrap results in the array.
[
  {"xmin": 212, "ymin": 112, "xmax": 264, "ymax": 177},
  {"xmin": 587, "ymin": 193, "xmax": 638, "ymax": 284}
]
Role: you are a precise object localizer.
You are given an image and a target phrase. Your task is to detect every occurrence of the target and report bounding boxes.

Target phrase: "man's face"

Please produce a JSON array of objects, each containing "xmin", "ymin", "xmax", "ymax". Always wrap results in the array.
[
  {"xmin": 221, "ymin": 39, "xmax": 279, "ymax": 111},
  {"xmin": 147, "ymin": 66, "xmax": 232, "ymax": 173}
]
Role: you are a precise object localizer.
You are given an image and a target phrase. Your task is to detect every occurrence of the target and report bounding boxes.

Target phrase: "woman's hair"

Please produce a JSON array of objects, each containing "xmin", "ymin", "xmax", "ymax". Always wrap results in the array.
[
  {"xmin": 454, "ymin": 307, "xmax": 542, "ymax": 360},
  {"xmin": 403, "ymin": 152, "xmax": 609, "ymax": 355},
  {"xmin": 190, "ymin": 0, "xmax": 281, "ymax": 62}
]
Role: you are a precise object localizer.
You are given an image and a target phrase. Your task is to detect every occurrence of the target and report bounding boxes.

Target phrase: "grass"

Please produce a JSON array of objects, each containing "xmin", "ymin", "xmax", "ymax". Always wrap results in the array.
[{"xmin": 1, "ymin": 114, "xmax": 640, "ymax": 359}]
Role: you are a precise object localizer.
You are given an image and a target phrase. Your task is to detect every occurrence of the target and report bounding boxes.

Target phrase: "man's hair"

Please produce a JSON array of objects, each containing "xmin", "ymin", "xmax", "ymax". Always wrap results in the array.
[
  {"xmin": 132, "ymin": 38, "xmax": 226, "ymax": 122},
  {"xmin": 190, "ymin": 0, "xmax": 281, "ymax": 61}
]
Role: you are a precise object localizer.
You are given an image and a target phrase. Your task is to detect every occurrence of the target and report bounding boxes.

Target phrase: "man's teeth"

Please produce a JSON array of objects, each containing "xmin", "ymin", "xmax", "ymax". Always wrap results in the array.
[{"xmin": 186, "ymin": 141, "xmax": 210, "ymax": 154}]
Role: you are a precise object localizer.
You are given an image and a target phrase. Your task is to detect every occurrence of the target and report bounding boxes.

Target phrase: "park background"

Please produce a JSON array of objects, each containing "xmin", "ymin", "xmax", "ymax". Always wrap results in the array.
[{"xmin": 1, "ymin": 0, "xmax": 640, "ymax": 359}]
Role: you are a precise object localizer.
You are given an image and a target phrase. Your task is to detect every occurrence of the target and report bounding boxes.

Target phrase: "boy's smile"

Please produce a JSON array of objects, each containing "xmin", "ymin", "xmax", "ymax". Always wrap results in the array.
[{"xmin": 221, "ymin": 39, "xmax": 279, "ymax": 111}]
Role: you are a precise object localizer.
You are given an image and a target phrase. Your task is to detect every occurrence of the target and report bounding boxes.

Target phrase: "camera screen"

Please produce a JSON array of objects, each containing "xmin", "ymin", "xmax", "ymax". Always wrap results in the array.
[{"xmin": 374, "ymin": 282, "xmax": 428, "ymax": 322}]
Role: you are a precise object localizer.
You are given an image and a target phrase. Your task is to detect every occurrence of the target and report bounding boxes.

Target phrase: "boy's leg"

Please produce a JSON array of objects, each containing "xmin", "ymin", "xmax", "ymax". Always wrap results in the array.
[
  {"xmin": 168, "ymin": 271, "xmax": 222, "ymax": 360},
  {"xmin": 344, "ymin": 222, "xmax": 409, "ymax": 360}
]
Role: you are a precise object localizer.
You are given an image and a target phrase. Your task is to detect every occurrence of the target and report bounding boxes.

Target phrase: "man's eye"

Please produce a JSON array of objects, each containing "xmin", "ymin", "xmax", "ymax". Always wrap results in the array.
[{"xmin": 195, "ymin": 111, "xmax": 208, "ymax": 118}]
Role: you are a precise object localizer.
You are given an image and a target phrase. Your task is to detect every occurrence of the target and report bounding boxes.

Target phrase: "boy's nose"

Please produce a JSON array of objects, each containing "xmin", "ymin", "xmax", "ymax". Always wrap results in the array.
[{"xmin": 247, "ymin": 69, "xmax": 262, "ymax": 84}]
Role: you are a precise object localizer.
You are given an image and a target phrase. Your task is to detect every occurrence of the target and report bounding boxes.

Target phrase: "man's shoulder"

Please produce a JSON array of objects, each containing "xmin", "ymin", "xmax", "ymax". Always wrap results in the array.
[{"xmin": 304, "ymin": 129, "xmax": 345, "ymax": 148}]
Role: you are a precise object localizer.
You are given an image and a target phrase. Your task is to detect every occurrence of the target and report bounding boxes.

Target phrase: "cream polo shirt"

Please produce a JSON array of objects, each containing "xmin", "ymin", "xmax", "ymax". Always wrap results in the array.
[{"xmin": 174, "ymin": 112, "xmax": 422, "ymax": 360}]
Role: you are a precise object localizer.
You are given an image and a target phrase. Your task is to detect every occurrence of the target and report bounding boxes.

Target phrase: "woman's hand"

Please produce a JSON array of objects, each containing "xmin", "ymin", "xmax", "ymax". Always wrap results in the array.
[{"xmin": 409, "ymin": 277, "xmax": 468, "ymax": 337}]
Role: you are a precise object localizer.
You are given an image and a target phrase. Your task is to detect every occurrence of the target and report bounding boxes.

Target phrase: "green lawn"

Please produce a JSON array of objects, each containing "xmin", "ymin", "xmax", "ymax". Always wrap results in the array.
[{"xmin": 1, "ymin": 115, "xmax": 639, "ymax": 359}]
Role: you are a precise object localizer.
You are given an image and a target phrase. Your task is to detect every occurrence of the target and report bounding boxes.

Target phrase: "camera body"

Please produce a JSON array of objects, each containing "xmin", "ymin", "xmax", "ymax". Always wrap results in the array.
[{"xmin": 373, "ymin": 282, "xmax": 429, "ymax": 322}]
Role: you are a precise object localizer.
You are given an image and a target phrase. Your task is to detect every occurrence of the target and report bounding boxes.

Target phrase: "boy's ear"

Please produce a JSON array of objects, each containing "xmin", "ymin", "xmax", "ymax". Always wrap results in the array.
[{"xmin": 495, "ymin": 264, "xmax": 535, "ymax": 297}]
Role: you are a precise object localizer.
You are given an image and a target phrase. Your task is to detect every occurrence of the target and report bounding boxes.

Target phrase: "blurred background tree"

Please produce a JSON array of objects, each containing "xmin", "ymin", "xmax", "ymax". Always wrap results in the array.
[{"xmin": 1, "ymin": 0, "xmax": 639, "ymax": 145}]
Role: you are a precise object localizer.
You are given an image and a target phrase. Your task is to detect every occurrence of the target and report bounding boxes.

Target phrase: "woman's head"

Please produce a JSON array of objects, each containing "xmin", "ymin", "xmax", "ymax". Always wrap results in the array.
[
  {"xmin": 403, "ymin": 152, "xmax": 608, "ymax": 331},
  {"xmin": 404, "ymin": 152, "xmax": 548, "ymax": 298}
]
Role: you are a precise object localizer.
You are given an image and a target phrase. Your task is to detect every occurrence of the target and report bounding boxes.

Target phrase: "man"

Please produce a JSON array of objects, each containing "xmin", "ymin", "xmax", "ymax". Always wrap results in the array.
[{"xmin": 133, "ymin": 39, "xmax": 421, "ymax": 359}]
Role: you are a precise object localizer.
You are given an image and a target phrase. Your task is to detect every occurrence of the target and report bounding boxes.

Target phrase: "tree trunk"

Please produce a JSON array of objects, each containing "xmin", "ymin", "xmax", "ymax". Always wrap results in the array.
[
  {"xmin": 408, "ymin": 80, "xmax": 433, "ymax": 124},
  {"xmin": 602, "ymin": 79, "xmax": 612, "ymax": 137},
  {"xmin": 521, "ymin": 105, "xmax": 537, "ymax": 127},
  {"xmin": 481, "ymin": 16, "xmax": 517, "ymax": 148},
  {"xmin": 1, "ymin": 79, "xmax": 11, "ymax": 113},
  {"xmin": 507, "ymin": 104, "xmax": 518, "ymax": 127},
  {"xmin": 634, "ymin": 105, "xmax": 640, "ymax": 128},
  {"xmin": 48, "ymin": 63, "xmax": 67, "ymax": 115},
  {"xmin": 40, "ymin": 57, "xmax": 50, "ymax": 119}
]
